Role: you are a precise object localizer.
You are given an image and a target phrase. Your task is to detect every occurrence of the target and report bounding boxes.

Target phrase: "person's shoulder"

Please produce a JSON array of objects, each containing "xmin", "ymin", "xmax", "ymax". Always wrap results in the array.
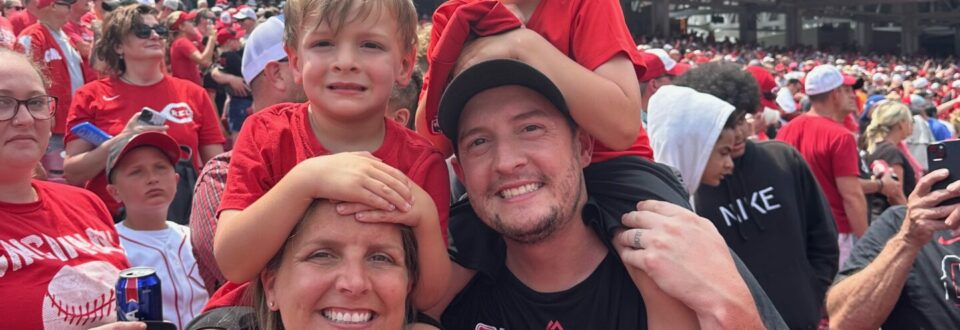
[
  {"xmin": 165, "ymin": 75, "xmax": 211, "ymax": 94},
  {"xmin": 387, "ymin": 119, "xmax": 443, "ymax": 157},
  {"xmin": 34, "ymin": 180, "xmax": 106, "ymax": 209},
  {"xmin": 248, "ymin": 102, "xmax": 307, "ymax": 124},
  {"xmin": 76, "ymin": 77, "xmax": 114, "ymax": 92}
]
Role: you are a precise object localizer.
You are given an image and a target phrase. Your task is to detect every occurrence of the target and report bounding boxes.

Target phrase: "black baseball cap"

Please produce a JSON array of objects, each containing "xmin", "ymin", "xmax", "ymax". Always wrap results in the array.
[{"xmin": 437, "ymin": 59, "xmax": 570, "ymax": 146}]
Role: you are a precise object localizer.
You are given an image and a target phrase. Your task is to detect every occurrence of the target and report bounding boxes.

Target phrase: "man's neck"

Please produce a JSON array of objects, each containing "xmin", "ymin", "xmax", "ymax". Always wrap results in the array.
[
  {"xmin": 808, "ymin": 104, "xmax": 846, "ymax": 123},
  {"xmin": 40, "ymin": 19, "xmax": 65, "ymax": 32},
  {"xmin": 308, "ymin": 106, "xmax": 386, "ymax": 154},
  {"xmin": 504, "ymin": 213, "xmax": 608, "ymax": 293},
  {"xmin": 122, "ymin": 208, "xmax": 169, "ymax": 231}
]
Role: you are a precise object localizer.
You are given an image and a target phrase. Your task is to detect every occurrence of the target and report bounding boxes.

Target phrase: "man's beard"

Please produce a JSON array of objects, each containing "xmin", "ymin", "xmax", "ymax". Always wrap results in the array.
[{"xmin": 490, "ymin": 205, "xmax": 562, "ymax": 244}]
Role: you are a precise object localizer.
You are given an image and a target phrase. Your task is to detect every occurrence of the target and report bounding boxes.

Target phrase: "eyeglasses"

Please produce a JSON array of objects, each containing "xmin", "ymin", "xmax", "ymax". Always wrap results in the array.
[
  {"xmin": 132, "ymin": 24, "xmax": 169, "ymax": 39},
  {"xmin": 0, "ymin": 96, "xmax": 57, "ymax": 121},
  {"xmin": 54, "ymin": 0, "xmax": 76, "ymax": 6},
  {"xmin": 5, "ymin": 6, "xmax": 23, "ymax": 10}
]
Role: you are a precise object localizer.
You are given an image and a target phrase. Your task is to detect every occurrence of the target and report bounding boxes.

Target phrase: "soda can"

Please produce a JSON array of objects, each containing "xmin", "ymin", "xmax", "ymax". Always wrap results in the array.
[{"xmin": 116, "ymin": 267, "xmax": 163, "ymax": 322}]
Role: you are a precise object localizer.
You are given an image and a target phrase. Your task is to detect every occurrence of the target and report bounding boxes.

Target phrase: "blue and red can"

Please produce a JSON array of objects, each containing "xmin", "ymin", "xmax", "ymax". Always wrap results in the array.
[{"xmin": 116, "ymin": 267, "xmax": 163, "ymax": 322}]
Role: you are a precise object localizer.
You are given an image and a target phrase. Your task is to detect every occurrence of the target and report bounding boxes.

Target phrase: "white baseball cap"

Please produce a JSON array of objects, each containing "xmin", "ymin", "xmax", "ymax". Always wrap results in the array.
[
  {"xmin": 233, "ymin": 7, "xmax": 256, "ymax": 20},
  {"xmin": 162, "ymin": 0, "xmax": 179, "ymax": 10},
  {"xmin": 913, "ymin": 77, "xmax": 929, "ymax": 89},
  {"xmin": 804, "ymin": 65, "xmax": 856, "ymax": 96},
  {"xmin": 242, "ymin": 16, "xmax": 286, "ymax": 85}
]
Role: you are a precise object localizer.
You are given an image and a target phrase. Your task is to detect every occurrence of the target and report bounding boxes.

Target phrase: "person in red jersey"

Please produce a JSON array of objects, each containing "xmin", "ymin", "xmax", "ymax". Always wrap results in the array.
[
  {"xmin": 63, "ymin": 4, "xmax": 224, "ymax": 222},
  {"xmin": 15, "ymin": 0, "xmax": 95, "ymax": 183},
  {"xmin": 0, "ymin": 46, "xmax": 136, "ymax": 330},
  {"xmin": 166, "ymin": 10, "xmax": 216, "ymax": 86},
  {"xmin": 8, "ymin": 0, "xmax": 35, "ymax": 35}
]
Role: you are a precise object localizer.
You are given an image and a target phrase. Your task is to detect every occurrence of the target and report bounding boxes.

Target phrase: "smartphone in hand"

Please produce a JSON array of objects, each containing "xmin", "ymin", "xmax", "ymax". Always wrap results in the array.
[
  {"xmin": 928, "ymin": 140, "xmax": 960, "ymax": 206},
  {"xmin": 138, "ymin": 108, "xmax": 167, "ymax": 126}
]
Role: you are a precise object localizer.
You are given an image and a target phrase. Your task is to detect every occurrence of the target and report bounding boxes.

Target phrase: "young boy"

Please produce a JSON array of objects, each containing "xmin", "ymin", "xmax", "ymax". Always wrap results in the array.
[
  {"xmin": 646, "ymin": 85, "xmax": 739, "ymax": 201},
  {"xmin": 211, "ymin": 0, "xmax": 451, "ymax": 311},
  {"xmin": 106, "ymin": 132, "xmax": 209, "ymax": 330}
]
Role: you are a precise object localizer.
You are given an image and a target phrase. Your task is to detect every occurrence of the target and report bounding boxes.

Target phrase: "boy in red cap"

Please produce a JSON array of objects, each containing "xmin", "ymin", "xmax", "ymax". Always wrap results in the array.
[{"xmin": 106, "ymin": 131, "xmax": 209, "ymax": 330}]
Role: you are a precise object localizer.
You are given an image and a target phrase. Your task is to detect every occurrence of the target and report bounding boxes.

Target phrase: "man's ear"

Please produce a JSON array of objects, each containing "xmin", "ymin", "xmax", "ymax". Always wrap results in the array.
[
  {"xmin": 451, "ymin": 155, "xmax": 465, "ymax": 182},
  {"xmin": 284, "ymin": 47, "xmax": 304, "ymax": 85},
  {"xmin": 260, "ymin": 269, "xmax": 280, "ymax": 311},
  {"xmin": 575, "ymin": 129, "xmax": 594, "ymax": 168},
  {"xmin": 264, "ymin": 61, "xmax": 284, "ymax": 91},
  {"xmin": 389, "ymin": 108, "xmax": 410, "ymax": 128},
  {"xmin": 395, "ymin": 47, "xmax": 417, "ymax": 87}
]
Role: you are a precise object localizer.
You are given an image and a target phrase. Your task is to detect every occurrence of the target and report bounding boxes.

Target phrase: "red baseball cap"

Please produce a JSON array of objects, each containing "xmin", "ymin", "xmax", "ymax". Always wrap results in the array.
[
  {"xmin": 105, "ymin": 132, "xmax": 181, "ymax": 183},
  {"xmin": 169, "ymin": 10, "xmax": 197, "ymax": 31},
  {"xmin": 667, "ymin": 63, "xmax": 690, "ymax": 77},
  {"xmin": 216, "ymin": 28, "xmax": 242, "ymax": 45}
]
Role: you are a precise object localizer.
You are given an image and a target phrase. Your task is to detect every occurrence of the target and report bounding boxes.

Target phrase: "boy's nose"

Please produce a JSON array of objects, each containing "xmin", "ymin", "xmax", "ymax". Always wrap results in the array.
[{"xmin": 332, "ymin": 47, "xmax": 359, "ymax": 72}]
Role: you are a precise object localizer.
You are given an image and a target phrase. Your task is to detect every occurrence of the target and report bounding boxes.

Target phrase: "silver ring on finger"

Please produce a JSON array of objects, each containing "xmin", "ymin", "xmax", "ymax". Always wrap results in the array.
[{"xmin": 632, "ymin": 229, "xmax": 643, "ymax": 250}]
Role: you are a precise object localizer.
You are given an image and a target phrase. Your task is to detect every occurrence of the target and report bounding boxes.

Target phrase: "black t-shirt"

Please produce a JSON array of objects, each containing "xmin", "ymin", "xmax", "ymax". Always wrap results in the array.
[
  {"xmin": 442, "ymin": 252, "xmax": 646, "ymax": 329},
  {"xmin": 444, "ymin": 197, "xmax": 789, "ymax": 329},
  {"xmin": 218, "ymin": 47, "xmax": 251, "ymax": 99},
  {"xmin": 836, "ymin": 206, "xmax": 960, "ymax": 329},
  {"xmin": 694, "ymin": 141, "xmax": 838, "ymax": 330},
  {"xmin": 867, "ymin": 142, "xmax": 917, "ymax": 197}
]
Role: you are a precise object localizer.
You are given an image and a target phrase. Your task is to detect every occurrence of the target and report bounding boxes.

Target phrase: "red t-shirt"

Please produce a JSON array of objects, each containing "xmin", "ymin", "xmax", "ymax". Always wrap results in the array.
[
  {"xmin": 776, "ymin": 114, "xmax": 860, "ymax": 233},
  {"xmin": 0, "ymin": 180, "xmax": 130, "ymax": 329},
  {"xmin": 15, "ymin": 23, "xmax": 95, "ymax": 134},
  {"xmin": 9, "ymin": 10, "xmax": 36, "ymax": 35},
  {"xmin": 418, "ymin": 0, "xmax": 653, "ymax": 163},
  {"xmin": 0, "ymin": 16, "xmax": 14, "ymax": 48},
  {"xmin": 210, "ymin": 103, "xmax": 451, "ymax": 309},
  {"xmin": 65, "ymin": 76, "xmax": 226, "ymax": 215},
  {"xmin": 170, "ymin": 36, "xmax": 203, "ymax": 86}
]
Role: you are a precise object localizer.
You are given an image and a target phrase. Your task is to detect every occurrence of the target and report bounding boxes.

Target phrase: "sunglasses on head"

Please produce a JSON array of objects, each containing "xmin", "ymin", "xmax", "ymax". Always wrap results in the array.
[{"xmin": 132, "ymin": 24, "xmax": 169, "ymax": 39}]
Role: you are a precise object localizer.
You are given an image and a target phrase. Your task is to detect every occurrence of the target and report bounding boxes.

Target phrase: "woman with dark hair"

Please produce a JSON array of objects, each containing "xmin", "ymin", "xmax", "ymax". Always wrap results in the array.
[
  {"xmin": 63, "ymin": 4, "xmax": 224, "ymax": 221},
  {"xmin": 252, "ymin": 199, "xmax": 421, "ymax": 330}
]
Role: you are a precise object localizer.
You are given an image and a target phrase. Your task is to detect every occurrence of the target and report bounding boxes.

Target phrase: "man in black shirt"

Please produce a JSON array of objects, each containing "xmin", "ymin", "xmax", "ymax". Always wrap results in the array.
[
  {"xmin": 431, "ymin": 59, "xmax": 785, "ymax": 329},
  {"xmin": 675, "ymin": 62, "xmax": 839, "ymax": 329},
  {"xmin": 827, "ymin": 169, "xmax": 960, "ymax": 328}
]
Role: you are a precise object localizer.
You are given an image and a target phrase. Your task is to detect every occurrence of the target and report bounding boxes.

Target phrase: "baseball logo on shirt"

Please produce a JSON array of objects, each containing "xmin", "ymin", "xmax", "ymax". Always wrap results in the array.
[
  {"xmin": 42, "ymin": 261, "xmax": 121, "ymax": 329},
  {"xmin": 159, "ymin": 102, "xmax": 195, "ymax": 124}
]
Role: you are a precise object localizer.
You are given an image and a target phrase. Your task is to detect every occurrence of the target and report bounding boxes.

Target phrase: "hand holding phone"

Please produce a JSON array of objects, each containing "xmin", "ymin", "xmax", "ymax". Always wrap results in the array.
[
  {"xmin": 138, "ymin": 108, "xmax": 167, "ymax": 127},
  {"xmin": 927, "ymin": 141, "xmax": 960, "ymax": 206}
]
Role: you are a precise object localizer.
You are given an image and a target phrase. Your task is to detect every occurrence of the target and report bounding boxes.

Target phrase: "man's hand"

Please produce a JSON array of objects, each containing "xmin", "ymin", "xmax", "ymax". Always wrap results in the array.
[
  {"xmin": 615, "ymin": 201, "xmax": 761, "ymax": 328},
  {"xmin": 226, "ymin": 75, "xmax": 250, "ymax": 97},
  {"xmin": 899, "ymin": 169, "xmax": 960, "ymax": 246}
]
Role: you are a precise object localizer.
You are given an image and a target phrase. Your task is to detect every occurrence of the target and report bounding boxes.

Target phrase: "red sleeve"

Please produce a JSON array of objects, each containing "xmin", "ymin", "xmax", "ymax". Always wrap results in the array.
[
  {"xmin": 408, "ymin": 150, "xmax": 451, "ymax": 244},
  {"xmin": 174, "ymin": 37, "xmax": 199, "ymax": 57},
  {"xmin": 218, "ymin": 116, "xmax": 271, "ymax": 214},
  {"xmin": 831, "ymin": 133, "xmax": 860, "ymax": 178},
  {"xmin": 14, "ymin": 28, "xmax": 44, "ymax": 65},
  {"xmin": 192, "ymin": 85, "xmax": 226, "ymax": 145},
  {"xmin": 570, "ymin": 0, "xmax": 643, "ymax": 73},
  {"xmin": 63, "ymin": 84, "xmax": 98, "ymax": 144}
]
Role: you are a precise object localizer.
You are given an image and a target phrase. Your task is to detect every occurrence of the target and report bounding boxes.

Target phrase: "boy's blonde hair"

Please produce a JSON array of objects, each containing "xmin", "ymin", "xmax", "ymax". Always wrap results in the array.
[{"xmin": 284, "ymin": 0, "xmax": 418, "ymax": 53}]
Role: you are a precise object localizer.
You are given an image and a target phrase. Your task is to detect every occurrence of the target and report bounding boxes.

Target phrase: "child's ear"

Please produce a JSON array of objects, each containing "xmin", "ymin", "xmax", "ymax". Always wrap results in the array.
[
  {"xmin": 106, "ymin": 184, "xmax": 121, "ymax": 202},
  {"xmin": 395, "ymin": 47, "xmax": 417, "ymax": 87},
  {"xmin": 389, "ymin": 108, "xmax": 410, "ymax": 128},
  {"xmin": 285, "ymin": 47, "xmax": 304, "ymax": 85}
]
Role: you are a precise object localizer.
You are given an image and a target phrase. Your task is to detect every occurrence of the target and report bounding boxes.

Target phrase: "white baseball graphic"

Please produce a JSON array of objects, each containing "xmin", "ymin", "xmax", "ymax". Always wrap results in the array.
[{"xmin": 42, "ymin": 261, "xmax": 121, "ymax": 329}]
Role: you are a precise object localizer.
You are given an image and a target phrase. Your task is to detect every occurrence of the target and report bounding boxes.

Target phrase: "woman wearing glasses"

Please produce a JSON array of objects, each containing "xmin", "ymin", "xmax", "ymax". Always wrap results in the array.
[
  {"xmin": 63, "ymin": 4, "xmax": 224, "ymax": 222},
  {"xmin": 0, "ymin": 48, "xmax": 137, "ymax": 330}
]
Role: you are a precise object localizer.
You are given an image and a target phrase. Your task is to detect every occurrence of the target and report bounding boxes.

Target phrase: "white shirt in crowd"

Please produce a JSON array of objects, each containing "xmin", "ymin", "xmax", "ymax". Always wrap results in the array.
[
  {"xmin": 116, "ymin": 221, "xmax": 209, "ymax": 329},
  {"xmin": 776, "ymin": 86, "xmax": 797, "ymax": 114}
]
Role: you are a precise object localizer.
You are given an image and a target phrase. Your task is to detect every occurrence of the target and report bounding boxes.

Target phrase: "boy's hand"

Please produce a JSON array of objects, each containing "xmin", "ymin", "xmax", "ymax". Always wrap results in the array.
[
  {"xmin": 295, "ymin": 152, "xmax": 413, "ymax": 213},
  {"xmin": 454, "ymin": 28, "xmax": 536, "ymax": 75},
  {"xmin": 119, "ymin": 112, "xmax": 167, "ymax": 137},
  {"xmin": 333, "ymin": 184, "xmax": 435, "ymax": 228}
]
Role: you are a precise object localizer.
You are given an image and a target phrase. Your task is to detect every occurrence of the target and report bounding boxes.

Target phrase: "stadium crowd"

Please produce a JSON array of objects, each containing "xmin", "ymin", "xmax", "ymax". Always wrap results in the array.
[{"xmin": 1, "ymin": 0, "xmax": 959, "ymax": 329}]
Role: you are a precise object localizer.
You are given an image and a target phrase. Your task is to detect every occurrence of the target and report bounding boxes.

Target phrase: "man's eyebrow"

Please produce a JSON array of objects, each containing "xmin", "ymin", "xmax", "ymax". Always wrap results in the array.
[{"xmin": 458, "ymin": 108, "xmax": 552, "ymax": 141}]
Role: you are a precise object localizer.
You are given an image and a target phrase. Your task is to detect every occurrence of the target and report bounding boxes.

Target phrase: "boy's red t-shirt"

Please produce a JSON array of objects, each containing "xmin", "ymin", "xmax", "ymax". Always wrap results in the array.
[
  {"xmin": 65, "ymin": 76, "xmax": 226, "ymax": 215},
  {"xmin": 776, "ymin": 114, "xmax": 860, "ymax": 233},
  {"xmin": 418, "ymin": 0, "xmax": 653, "ymax": 162},
  {"xmin": 210, "ymin": 103, "xmax": 451, "ymax": 309},
  {"xmin": 169, "ymin": 36, "xmax": 203, "ymax": 86},
  {"xmin": 0, "ymin": 180, "xmax": 130, "ymax": 329}
]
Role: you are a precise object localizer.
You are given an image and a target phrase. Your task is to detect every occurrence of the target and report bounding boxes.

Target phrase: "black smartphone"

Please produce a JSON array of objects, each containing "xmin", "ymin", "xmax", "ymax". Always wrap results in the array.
[
  {"xmin": 927, "ymin": 140, "xmax": 960, "ymax": 206},
  {"xmin": 144, "ymin": 321, "xmax": 177, "ymax": 330},
  {"xmin": 138, "ymin": 108, "xmax": 166, "ymax": 126}
]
